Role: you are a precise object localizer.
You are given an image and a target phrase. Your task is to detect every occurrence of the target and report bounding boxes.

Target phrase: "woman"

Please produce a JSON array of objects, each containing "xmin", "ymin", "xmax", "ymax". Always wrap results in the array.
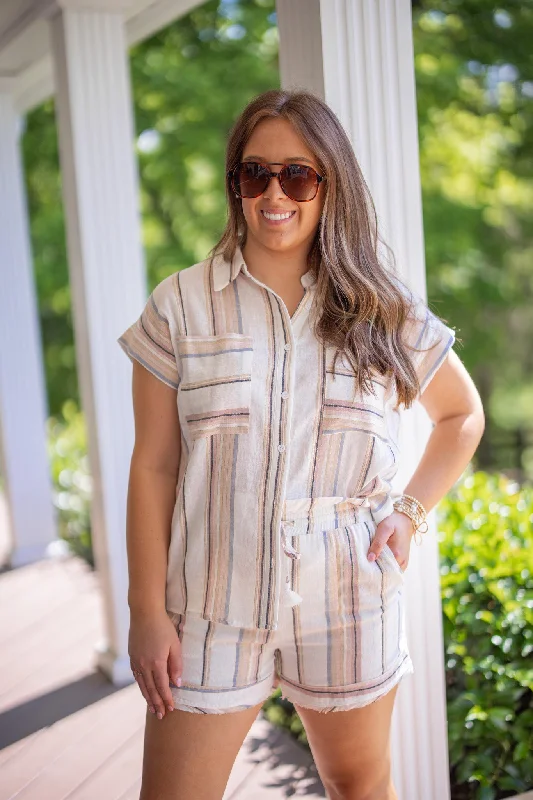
[{"xmin": 118, "ymin": 89, "xmax": 484, "ymax": 800}]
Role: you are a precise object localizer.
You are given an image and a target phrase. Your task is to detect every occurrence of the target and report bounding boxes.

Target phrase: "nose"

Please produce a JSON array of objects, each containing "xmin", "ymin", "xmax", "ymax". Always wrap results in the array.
[{"xmin": 263, "ymin": 173, "xmax": 286, "ymax": 200}]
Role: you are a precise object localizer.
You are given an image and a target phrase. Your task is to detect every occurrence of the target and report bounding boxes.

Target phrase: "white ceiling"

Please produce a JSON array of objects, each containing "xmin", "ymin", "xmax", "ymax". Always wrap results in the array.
[{"xmin": 0, "ymin": 0, "xmax": 200, "ymax": 112}]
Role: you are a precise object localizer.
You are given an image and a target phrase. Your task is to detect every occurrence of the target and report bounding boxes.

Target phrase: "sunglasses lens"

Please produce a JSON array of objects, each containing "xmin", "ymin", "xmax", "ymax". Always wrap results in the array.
[
  {"xmin": 280, "ymin": 165, "xmax": 318, "ymax": 201},
  {"xmin": 232, "ymin": 162, "xmax": 269, "ymax": 198},
  {"xmin": 230, "ymin": 162, "xmax": 321, "ymax": 201}
]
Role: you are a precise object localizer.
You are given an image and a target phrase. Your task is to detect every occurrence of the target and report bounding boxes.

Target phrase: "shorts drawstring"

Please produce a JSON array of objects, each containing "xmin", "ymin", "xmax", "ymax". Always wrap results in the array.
[
  {"xmin": 278, "ymin": 499, "xmax": 374, "ymax": 612},
  {"xmin": 280, "ymin": 521, "xmax": 303, "ymax": 608}
]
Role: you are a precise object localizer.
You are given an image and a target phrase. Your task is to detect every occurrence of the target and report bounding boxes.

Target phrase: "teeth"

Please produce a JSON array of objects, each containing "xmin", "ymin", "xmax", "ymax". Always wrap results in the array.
[{"xmin": 262, "ymin": 210, "xmax": 294, "ymax": 221}]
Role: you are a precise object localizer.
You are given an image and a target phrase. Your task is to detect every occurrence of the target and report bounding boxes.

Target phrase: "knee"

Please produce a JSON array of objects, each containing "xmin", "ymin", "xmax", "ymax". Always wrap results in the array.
[{"xmin": 322, "ymin": 769, "xmax": 394, "ymax": 800}]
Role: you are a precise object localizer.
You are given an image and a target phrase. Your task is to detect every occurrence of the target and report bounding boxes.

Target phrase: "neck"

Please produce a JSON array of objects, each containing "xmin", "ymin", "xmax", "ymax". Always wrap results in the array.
[{"xmin": 241, "ymin": 237, "xmax": 311, "ymax": 289}]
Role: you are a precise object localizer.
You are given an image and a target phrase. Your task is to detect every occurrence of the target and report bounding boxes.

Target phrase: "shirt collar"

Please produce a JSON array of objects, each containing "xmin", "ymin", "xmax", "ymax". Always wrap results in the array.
[{"xmin": 212, "ymin": 244, "xmax": 317, "ymax": 292}]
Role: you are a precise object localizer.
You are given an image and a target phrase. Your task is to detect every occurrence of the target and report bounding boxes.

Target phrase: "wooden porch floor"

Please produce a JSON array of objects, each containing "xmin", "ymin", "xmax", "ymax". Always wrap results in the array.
[{"xmin": 0, "ymin": 527, "xmax": 325, "ymax": 798}]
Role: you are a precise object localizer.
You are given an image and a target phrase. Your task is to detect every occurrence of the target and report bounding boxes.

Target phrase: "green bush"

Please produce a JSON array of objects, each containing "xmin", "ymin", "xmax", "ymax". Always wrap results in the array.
[
  {"xmin": 47, "ymin": 400, "xmax": 94, "ymax": 567},
  {"xmin": 262, "ymin": 471, "xmax": 533, "ymax": 799},
  {"xmin": 437, "ymin": 470, "xmax": 533, "ymax": 799}
]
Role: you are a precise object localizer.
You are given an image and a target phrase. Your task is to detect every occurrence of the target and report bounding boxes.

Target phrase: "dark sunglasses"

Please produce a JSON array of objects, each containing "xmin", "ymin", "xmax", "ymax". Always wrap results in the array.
[{"xmin": 228, "ymin": 161, "xmax": 326, "ymax": 202}]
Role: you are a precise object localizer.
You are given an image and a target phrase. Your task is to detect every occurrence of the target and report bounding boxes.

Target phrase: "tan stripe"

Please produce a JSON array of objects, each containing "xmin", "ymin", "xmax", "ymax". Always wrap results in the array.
[
  {"xmin": 311, "ymin": 342, "xmax": 329, "ymax": 496},
  {"xmin": 203, "ymin": 438, "xmax": 213, "ymax": 616},
  {"xmin": 323, "ymin": 398, "xmax": 384, "ymax": 416},
  {"xmin": 267, "ymin": 303, "xmax": 291, "ymax": 628},
  {"xmin": 187, "ymin": 421, "xmax": 249, "ymax": 439},
  {"xmin": 210, "ymin": 435, "xmax": 222, "ymax": 619},
  {"xmin": 219, "ymin": 267, "xmax": 242, "ymax": 334},
  {"xmin": 353, "ymin": 529, "xmax": 362, "ymax": 684},
  {"xmin": 202, "ymin": 622, "xmax": 216, "ymax": 686},
  {"xmin": 181, "ymin": 375, "xmax": 251, "ymax": 391},
  {"xmin": 332, "ymin": 533, "xmax": 344, "ymax": 687},
  {"xmin": 326, "ymin": 427, "xmax": 343, "ymax": 495},
  {"xmin": 171, "ymin": 271, "xmax": 187, "ymax": 336},
  {"xmin": 239, "ymin": 629, "xmax": 256, "ymax": 686},
  {"xmin": 175, "ymin": 463, "xmax": 188, "ymax": 611},
  {"xmin": 177, "ymin": 337, "xmax": 254, "ymax": 357},
  {"xmin": 211, "ymin": 257, "xmax": 224, "ymax": 335},
  {"xmin": 253, "ymin": 290, "xmax": 275, "ymax": 627},
  {"xmin": 205, "ymin": 256, "xmax": 214, "ymax": 335},
  {"xmin": 216, "ymin": 433, "xmax": 232, "ymax": 619},
  {"xmin": 291, "ymin": 537, "xmax": 305, "ymax": 684},
  {"xmin": 206, "ymin": 435, "xmax": 219, "ymax": 619},
  {"xmin": 354, "ymin": 436, "xmax": 374, "ymax": 494},
  {"xmin": 187, "ymin": 407, "xmax": 249, "ymax": 422}
]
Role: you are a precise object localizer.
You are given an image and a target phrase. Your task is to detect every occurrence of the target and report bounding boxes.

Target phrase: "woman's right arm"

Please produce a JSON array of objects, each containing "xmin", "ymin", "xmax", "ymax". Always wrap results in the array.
[{"xmin": 126, "ymin": 358, "xmax": 182, "ymax": 719}]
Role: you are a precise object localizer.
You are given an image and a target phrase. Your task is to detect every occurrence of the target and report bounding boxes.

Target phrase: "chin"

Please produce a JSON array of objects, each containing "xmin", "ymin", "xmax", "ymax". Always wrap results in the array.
[
  {"xmin": 266, "ymin": 240, "xmax": 302, "ymax": 254},
  {"xmin": 252, "ymin": 231, "xmax": 302, "ymax": 251}
]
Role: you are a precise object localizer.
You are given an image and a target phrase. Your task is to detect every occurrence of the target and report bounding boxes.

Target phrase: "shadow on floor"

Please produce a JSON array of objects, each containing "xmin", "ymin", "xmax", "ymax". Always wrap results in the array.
[{"xmin": 0, "ymin": 671, "xmax": 122, "ymax": 749}]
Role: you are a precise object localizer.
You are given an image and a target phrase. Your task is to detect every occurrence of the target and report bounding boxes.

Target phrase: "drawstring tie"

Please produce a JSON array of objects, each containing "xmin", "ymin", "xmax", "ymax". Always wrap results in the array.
[{"xmin": 280, "ymin": 522, "xmax": 303, "ymax": 608}]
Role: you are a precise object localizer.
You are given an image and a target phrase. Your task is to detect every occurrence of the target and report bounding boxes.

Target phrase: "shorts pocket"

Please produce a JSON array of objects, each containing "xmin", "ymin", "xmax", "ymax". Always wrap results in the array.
[
  {"xmin": 177, "ymin": 333, "xmax": 253, "ymax": 439},
  {"xmin": 166, "ymin": 610, "xmax": 185, "ymax": 641},
  {"xmin": 382, "ymin": 542, "xmax": 406, "ymax": 575},
  {"xmin": 285, "ymin": 521, "xmax": 404, "ymax": 634}
]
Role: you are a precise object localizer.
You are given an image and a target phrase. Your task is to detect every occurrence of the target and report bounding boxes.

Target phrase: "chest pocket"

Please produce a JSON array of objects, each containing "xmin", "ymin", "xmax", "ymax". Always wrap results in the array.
[
  {"xmin": 177, "ymin": 333, "xmax": 253, "ymax": 440},
  {"xmin": 322, "ymin": 347, "xmax": 389, "ymax": 440}
]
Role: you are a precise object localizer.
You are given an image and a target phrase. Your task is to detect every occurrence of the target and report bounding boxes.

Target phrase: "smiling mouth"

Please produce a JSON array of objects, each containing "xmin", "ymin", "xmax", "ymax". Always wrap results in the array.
[{"xmin": 261, "ymin": 210, "xmax": 296, "ymax": 222}]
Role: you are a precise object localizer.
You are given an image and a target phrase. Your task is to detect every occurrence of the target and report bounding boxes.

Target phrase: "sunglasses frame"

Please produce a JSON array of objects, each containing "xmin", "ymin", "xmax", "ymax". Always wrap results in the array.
[{"xmin": 227, "ymin": 161, "xmax": 326, "ymax": 202}]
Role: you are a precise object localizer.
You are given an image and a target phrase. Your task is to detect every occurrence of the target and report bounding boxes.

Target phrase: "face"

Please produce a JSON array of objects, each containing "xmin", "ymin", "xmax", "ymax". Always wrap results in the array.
[{"xmin": 238, "ymin": 117, "xmax": 326, "ymax": 255}]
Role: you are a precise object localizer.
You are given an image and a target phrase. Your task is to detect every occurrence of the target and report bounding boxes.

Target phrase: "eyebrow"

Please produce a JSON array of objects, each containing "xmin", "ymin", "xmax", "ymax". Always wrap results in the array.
[{"xmin": 243, "ymin": 154, "xmax": 315, "ymax": 165}]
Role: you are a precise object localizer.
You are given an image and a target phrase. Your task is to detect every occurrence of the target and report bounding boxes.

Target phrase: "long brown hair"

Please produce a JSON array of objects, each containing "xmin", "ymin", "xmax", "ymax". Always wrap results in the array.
[{"xmin": 208, "ymin": 88, "xmax": 451, "ymax": 410}]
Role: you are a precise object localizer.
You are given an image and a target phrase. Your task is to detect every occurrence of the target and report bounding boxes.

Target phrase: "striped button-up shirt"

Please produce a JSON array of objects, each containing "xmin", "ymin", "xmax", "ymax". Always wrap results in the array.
[{"xmin": 118, "ymin": 245, "xmax": 455, "ymax": 630}]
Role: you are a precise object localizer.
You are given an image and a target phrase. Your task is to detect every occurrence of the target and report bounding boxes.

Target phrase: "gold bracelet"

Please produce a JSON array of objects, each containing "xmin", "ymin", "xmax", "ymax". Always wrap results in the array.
[
  {"xmin": 394, "ymin": 494, "xmax": 428, "ymax": 533},
  {"xmin": 393, "ymin": 494, "xmax": 429, "ymax": 545}
]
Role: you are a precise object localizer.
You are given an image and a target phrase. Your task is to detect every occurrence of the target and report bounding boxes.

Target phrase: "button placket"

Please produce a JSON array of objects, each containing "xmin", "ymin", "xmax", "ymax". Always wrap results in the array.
[
  {"xmin": 242, "ymin": 266, "xmax": 300, "ymax": 627},
  {"xmin": 275, "ymin": 324, "xmax": 298, "ymax": 620}
]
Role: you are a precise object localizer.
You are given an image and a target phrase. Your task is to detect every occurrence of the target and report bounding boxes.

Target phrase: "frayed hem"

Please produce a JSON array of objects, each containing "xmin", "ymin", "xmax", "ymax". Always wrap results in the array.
[
  {"xmin": 172, "ymin": 701, "xmax": 265, "ymax": 715},
  {"xmin": 278, "ymin": 658, "xmax": 414, "ymax": 713},
  {"xmin": 278, "ymin": 689, "xmax": 353, "ymax": 714},
  {"xmin": 285, "ymin": 696, "xmax": 380, "ymax": 713}
]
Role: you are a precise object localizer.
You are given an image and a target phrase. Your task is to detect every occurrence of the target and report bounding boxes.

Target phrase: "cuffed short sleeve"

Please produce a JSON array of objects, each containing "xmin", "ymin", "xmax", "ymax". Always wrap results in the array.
[
  {"xmin": 117, "ymin": 277, "xmax": 180, "ymax": 390},
  {"xmin": 401, "ymin": 287, "xmax": 456, "ymax": 399}
]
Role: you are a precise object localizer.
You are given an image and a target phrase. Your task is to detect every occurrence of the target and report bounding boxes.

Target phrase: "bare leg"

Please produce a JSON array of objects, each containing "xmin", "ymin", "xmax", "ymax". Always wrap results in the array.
[
  {"xmin": 139, "ymin": 701, "xmax": 264, "ymax": 800},
  {"xmin": 294, "ymin": 684, "xmax": 399, "ymax": 800}
]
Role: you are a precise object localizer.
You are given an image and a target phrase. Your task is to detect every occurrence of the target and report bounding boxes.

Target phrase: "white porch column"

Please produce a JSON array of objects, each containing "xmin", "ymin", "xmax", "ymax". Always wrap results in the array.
[
  {"xmin": 0, "ymin": 87, "xmax": 57, "ymax": 568},
  {"xmin": 277, "ymin": 2, "xmax": 451, "ymax": 799},
  {"xmin": 48, "ymin": 6, "xmax": 147, "ymax": 685}
]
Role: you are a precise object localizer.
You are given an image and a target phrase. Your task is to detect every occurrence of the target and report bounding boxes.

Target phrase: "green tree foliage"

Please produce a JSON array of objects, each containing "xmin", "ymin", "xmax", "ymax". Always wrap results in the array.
[
  {"xmin": 47, "ymin": 400, "xmax": 93, "ymax": 565},
  {"xmin": 413, "ymin": 1, "xmax": 533, "ymax": 428},
  {"xmin": 21, "ymin": 102, "xmax": 73, "ymax": 415}
]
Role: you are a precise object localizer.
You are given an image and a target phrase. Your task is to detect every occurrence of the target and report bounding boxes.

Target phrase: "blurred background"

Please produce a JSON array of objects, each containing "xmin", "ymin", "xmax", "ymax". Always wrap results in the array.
[{"xmin": 1, "ymin": 1, "xmax": 531, "ymax": 799}]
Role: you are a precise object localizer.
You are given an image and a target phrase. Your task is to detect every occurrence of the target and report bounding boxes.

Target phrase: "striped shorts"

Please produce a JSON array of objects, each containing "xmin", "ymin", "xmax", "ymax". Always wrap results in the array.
[{"xmin": 166, "ymin": 503, "xmax": 414, "ymax": 714}]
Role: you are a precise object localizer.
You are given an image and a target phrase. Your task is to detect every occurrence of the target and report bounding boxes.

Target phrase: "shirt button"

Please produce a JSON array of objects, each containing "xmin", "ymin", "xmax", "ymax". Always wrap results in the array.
[
  {"xmin": 284, "ymin": 343, "xmax": 290, "ymax": 351},
  {"xmin": 281, "ymin": 391, "xmax": 289, "ymax": 400},
  {"xmin": 278, "ymin": 444, "xmax": 285, "ymax": 453}
]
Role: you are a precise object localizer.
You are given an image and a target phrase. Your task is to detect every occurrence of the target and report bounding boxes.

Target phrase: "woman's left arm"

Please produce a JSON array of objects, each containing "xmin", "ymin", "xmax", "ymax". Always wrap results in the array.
[{"xmin": 367, "ymin": 348, "xmax": 485, "ymax": 567}]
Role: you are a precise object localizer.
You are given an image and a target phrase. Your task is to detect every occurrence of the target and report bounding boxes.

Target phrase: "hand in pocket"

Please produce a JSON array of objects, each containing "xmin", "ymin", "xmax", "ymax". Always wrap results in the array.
[{"xmin": 366, "ymin": 511, "xmax": 414, "ymax": 572}]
